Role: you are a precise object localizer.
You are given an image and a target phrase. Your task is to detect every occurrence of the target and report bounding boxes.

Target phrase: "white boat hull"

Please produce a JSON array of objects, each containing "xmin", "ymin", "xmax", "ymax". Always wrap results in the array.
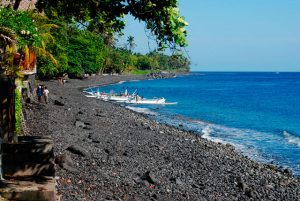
[
  {"xmin": 125, "ymin": 98, "xmax": 167, "ymax": 104},
  {"xmin": 84, "ymin": 90, "xmax": 176, "ymax": 105},
  {"xmin": 108, "ymin": 96, "xmax": 130, "ymax": 101}
]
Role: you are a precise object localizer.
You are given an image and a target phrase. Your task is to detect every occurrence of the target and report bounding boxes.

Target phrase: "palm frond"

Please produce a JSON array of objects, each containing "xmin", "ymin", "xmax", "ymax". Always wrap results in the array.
[
  {"xmin": 5, "ymin": 45, "xmax": 17, "ymax": 55},
  {"xmin": 34, "ymin": 46, "xmax": 58, "ymax": 67},
  {"xmin": 41, "ymin": 41, "xmax": 46, "ymax": 50},
  {"xmin": 0, "ymin": 27, "xmax": 17, "ymax": 45},
  {"xmin": 0, "ymin": 34, "xmax": 15, "ymax": 44},
  {"xmin": 38, "ymin": 24, "xmax": 60, "ymax": 33},
  {"xmin": 40, "ymin": 33, "xmax": 55, "ymax": 44}
]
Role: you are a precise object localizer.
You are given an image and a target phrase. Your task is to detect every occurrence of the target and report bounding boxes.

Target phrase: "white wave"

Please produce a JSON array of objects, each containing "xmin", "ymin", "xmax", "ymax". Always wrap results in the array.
[
  {"xmin": 199, "ymin": 124, "xmax": 273, "ymax": 164},
  {"xmin": 192, "ymin": 120, "xmax": 208, "ymax": 126},
  {"xmin": 117, "ymin": 81, "xmax": 126, "ymax": 84},
  {"xmin": 125, "ymin": 106, "xmax": 158, "ymax": 115},
  {"xmin": 284, "ymin": 131, "xmax": 300, "ymax": 147},
  {"xmin": 201, "ymin": 125, "xmax": 227, "ymax": 144},
  {"xmin": 201, "ymin": 125, "xmax": 213, "ymax": 138}
]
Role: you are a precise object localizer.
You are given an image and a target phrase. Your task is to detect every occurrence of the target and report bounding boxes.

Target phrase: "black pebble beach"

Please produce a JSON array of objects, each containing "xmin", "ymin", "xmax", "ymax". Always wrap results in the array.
[{"xmin": 25, "ymin": 75, "xmax": 300, "ymax": 201}]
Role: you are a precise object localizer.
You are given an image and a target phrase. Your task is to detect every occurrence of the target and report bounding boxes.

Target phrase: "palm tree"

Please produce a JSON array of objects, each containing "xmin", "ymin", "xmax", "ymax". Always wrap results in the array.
[
  {"xmin": 123, "ymin": 36, "xmax": 137, "ymax": 71},
  {"xmin": 23, "ymin": 8, "xmax": 59, "ymax": 68},
  {"xmin": 127, "ymin": 35, "xmax": 136, "ymax": 54}
]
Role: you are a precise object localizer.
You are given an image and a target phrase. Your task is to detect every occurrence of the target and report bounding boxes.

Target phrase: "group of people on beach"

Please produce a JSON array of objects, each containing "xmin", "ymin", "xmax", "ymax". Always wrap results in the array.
[
  {"xmin": 36, "ymin": 85, "xmax": 50, "ymax": 104},
  {"xmin": 58, "ymin": 78, "xmax": 66, "ymax": 86}
]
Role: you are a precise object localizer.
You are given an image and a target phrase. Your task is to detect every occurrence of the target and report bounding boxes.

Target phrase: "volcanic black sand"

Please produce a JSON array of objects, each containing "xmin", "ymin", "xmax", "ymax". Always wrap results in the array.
[{"xmin": 24, "ymin": 74, "xmax": 300, "ymax": 201}]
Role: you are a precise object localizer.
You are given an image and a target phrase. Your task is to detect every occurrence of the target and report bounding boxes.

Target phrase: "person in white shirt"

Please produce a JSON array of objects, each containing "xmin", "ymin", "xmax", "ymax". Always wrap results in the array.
[{"xmin": 43, "ymin": 87, "xmax": 50, "ymax": 104}]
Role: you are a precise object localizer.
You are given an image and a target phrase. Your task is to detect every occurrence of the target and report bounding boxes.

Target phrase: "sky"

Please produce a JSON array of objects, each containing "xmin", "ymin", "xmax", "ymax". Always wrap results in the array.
[{"xmin": 119, "ymin": 0, "xmax": 300, "ymax": 72}]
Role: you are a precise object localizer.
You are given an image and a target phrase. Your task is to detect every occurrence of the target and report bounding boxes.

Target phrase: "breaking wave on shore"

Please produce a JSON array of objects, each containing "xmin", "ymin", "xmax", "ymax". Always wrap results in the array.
[
  {"xmin": 125, "ymin": 106, "xmax": 158, "ymax": 115},
  {"xmin": 284, "ymin": 131, "xmax": 300, "ymax": 147}
]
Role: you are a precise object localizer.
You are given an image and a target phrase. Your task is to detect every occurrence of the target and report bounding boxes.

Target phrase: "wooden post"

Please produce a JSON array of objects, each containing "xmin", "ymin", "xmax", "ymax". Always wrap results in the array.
[{"xmin": 0, "ymin": 71, "xmax": 16, "ymax": 144}]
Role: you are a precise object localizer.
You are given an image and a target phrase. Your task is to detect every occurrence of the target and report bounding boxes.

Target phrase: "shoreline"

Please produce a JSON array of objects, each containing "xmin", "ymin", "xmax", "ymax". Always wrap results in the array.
[{"xmin": 26, "ymin": 74, "xmax": 300, "ymax": 200}]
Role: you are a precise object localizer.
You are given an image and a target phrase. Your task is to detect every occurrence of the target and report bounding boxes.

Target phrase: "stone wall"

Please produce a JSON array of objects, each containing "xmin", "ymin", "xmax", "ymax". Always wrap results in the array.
[
  {"xmin": 0, "ymin": 0, "xmax": 38, "ymax": 10},
  {"xmin": 22, "ymin": 74, "xmax": 36, "ymax": 101}
]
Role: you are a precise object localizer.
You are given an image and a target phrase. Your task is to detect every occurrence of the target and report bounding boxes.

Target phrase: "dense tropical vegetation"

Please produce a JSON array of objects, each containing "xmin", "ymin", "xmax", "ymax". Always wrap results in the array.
[
  {"xmin": 0, "ymin": 6, "xmax": 58, "ymax": 79},
  {"xmin": 1, "ymin": 0, "xmax": 190, "ymax": 79}
]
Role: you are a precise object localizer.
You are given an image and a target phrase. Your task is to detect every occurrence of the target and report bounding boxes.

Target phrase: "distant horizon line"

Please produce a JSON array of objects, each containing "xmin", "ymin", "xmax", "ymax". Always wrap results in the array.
[{"xmin": 190, "ymin": 71, "xmax": 300, "ymax": 73}]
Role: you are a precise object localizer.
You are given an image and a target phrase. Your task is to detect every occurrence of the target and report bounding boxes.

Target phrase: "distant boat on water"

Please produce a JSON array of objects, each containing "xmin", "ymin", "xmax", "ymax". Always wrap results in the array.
[{"xmin": 276, "ymin": 72, "xmax": 280, "ymax": 74}]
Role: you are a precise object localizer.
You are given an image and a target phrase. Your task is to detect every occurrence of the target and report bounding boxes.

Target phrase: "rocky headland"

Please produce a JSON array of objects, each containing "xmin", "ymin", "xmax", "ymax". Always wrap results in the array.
[{"xmin": 23, "ymin": 74, "xmax": 300, "ymax": 201}]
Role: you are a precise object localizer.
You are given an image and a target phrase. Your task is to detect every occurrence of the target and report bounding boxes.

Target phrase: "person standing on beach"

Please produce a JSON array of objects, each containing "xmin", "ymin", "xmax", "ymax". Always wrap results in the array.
[
  {"xmin": 43, "ymin": 87, "xmax": 50, "ymax": 104},
  {"xmin": 37, "ymin": 86, "xmax": 43, "ymax": 104}
]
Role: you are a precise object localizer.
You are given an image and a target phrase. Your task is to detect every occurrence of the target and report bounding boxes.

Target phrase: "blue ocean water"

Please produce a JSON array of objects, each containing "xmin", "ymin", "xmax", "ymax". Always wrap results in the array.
[{"xmin": 90, "ymin": 72, "xmax": 300, "ymax": 175}]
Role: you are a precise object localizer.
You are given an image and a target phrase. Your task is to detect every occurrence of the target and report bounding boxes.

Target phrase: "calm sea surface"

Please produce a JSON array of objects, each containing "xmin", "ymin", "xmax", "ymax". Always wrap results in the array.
[{"xmin": 90, "ymin": 72, "xmax": 300, "ymax": 175}]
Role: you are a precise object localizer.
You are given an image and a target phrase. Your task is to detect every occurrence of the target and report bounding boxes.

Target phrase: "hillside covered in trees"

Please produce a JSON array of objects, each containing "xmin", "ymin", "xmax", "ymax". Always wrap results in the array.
[{"xmin": 39, "ymin": 26, "xmax": 191, "ymax": 77}]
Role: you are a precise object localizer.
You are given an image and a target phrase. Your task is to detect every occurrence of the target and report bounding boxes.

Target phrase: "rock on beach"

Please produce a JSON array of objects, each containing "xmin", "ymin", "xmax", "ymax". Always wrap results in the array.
[{"xmin": 24, "ymin": 74, "xmax": 300, "ymax": 201}]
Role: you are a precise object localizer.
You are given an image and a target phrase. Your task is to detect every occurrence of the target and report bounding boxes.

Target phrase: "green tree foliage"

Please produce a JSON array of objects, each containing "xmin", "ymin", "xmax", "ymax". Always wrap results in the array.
[
  {"xmin": 1, "ymin": 5, "xmax": 190, "ymax": 78},
  {"xmin": 0, "ymin": 6, "xmax": 58, "ymax": 78},
  {"xmin": 35, "ymin": 0, "xmax": 189, "ymax": 50},
  {"xmin": 68, "ymin": 29, "xmax": 106, "ymax": 76},
  {"xmin": 0, "ymin": 7, "xmax": 40, "ymax": 48},
  {"xmin": 36, "ymin": 17, "xmax": 68, "ymax": 76}
]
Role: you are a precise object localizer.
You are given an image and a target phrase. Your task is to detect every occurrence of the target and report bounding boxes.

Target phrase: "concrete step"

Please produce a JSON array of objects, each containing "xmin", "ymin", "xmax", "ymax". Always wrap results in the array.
[
  {"xmin": 2, "ymin": 142, "xmax": 53, "ymax": 154},
  {"xmin": 0, "ymin": 176, "xmax": 56, "ymax": 201},
  {"xmin": 2, "ymin": 136, "xmax": 53, "ymax": 154},
  {"xmin": 18, "ymin": 136, "xmax": 52, "ymax": 143},
  {"xmin": 2, "ymin": 152, "xmax": 55, "ymax": 164},
  {"xmin": 3, "ymin": 163, "xmax": 55, "ymax": 177}
]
